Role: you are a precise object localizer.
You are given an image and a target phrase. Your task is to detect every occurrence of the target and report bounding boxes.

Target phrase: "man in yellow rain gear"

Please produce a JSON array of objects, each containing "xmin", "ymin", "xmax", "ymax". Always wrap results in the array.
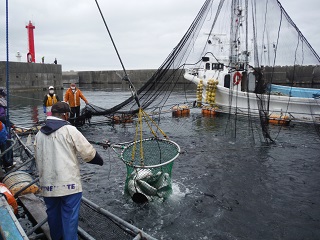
[{"xmin": 43, "ymin": 86, "xmax": 60, "ymax": 116}]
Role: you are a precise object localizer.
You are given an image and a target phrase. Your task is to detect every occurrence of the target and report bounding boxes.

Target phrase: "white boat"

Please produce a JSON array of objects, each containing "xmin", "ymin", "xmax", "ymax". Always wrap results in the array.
[{"xmin": 183, "ymin": 0, "xmax": 320, "ymax": 124}]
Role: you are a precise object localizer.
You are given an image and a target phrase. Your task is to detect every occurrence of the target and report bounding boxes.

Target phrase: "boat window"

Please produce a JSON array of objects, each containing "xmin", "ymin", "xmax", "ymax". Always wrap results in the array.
[
  {"xmin": 239, "ymin": 63, "xmax": 244, "ymax": 71},
  {"xmin": 224, "ymin": 74, "xmax": 230, "ymax": 88},
  {"xmin": 202, "ymin": 56, "xmax": 210, "ymax": 62},
  {"xmin": 212, "ymin": 63, "xmax": 224, "ymax": 70},
  {"xmin": 205, "ymin": 63, "xmax": 210, "ymax": 70}
]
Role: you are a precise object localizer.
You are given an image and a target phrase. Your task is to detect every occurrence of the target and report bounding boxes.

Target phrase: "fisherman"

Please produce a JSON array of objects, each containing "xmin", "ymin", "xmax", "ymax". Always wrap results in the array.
[
  {"xmin": 0, "ymin": 89, "xmax": 7, "ymax": 125},
  {"xmin": 64, "ymin": 83, "xmax": 89, "ymax": 125},
  {"xmin": 0, "ymin": 88, "xmax": 14, "ymax": 171},
  {"xmin": 0, "ymin": 121, "xmax": 7, "ymax": 180},
  {"xmin": 43, "ymin": 86, "xmax": 60, "ymax": 116},
  {"xmin": 34, "ymin": 101, "xmax": 104, "ymax": 240}
]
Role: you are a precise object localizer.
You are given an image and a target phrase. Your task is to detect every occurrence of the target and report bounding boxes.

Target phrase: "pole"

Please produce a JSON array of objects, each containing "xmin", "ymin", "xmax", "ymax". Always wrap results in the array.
[{"xmin": 5, "ymin": 0, "xmax": 10, "ymax": 136}]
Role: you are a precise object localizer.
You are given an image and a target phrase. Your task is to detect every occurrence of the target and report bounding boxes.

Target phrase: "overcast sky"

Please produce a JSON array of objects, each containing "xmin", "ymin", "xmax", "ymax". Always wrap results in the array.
[{"xmin": 0, "ymin": 0, "xmax": 319, "ymax": 72}]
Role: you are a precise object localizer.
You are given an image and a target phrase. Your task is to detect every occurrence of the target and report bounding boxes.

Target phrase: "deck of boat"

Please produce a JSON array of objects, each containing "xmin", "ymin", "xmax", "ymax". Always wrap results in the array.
[{"xmin": 0, "ymin": 195, "xmax": 28, "ymax": 240}]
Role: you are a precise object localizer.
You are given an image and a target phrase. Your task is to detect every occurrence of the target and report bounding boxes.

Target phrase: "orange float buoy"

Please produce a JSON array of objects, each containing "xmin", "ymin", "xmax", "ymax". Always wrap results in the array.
[
  {"xmin": 0, "ymin": 183, "xmax": 18, "ymax": 215},
  {"xmin": 268, "ymin": 114, "xmax": 290, "ymax": 126},
  {"xmin": 111, "ymin": 114, "xmax": 133, "ymax": 124},
  {"xmin": 202, "ymin": 106, "xmax": 218, "ymax": 116},
  {"xmin": 172, "ymin": 105, "xmax": 190, "ymax": 117}
]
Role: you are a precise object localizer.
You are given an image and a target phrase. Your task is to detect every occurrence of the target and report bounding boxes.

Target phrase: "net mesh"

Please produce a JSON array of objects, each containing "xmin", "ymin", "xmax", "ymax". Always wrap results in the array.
[
  {"xmin": 79, "ymin": 199, "xmax": 136, "ymax": 240},
  {"xmin": 79, "ymin": 0, "xmax": 213, "ymax": 123},
  {"xmin": 120, "ymin": 138, "xmax": 180, "ymax": 201},
  {"xmin": 80, "ymin": 0, "xmax": 320, "ymax": 140}
]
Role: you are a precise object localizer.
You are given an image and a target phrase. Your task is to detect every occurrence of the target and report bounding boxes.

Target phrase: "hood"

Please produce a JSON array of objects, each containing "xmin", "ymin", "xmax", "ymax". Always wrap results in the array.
[{"xmin": 40, "ymin": 118, "xmax": 70, "ymax": 135}]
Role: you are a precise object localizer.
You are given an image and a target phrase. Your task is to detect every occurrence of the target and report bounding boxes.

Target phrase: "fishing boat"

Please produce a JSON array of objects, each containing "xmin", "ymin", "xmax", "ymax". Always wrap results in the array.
[{"xmin": 183, "ymin": 0, "xmax": 320, "ymax": 125}]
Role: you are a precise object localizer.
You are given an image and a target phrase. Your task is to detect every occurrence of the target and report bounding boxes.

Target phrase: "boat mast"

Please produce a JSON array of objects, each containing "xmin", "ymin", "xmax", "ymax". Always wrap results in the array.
[
  {"xmin": 230, "ymin": 0, "xmax": 246, "ymax": 70},
  {"xmin": 229, "ymin": 0, "xmax": 236, "ymax": 68},
  {"xmin": 245, "ymin": 0, "xmax": 249, "ymax": 71}
]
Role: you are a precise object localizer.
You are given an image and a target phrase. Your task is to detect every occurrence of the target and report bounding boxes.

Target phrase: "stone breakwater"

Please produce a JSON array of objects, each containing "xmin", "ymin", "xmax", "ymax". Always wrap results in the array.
[
  {"xmin": 0, "ymin": 61, "xmax": 62, "ymax": 90},
  {"xmin": 63, "ymin": 69, "xmax": 187, "ymax": 85},
  {"xmin": 1, "ymin": 61, "xmax": 320, "ymax": 91}
]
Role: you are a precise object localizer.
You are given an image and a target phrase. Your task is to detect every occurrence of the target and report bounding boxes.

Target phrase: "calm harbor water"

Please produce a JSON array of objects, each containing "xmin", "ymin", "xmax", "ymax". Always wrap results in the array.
[{"xmin": 9, "ymin": 85, "xmax": 320, "ymax": 240}]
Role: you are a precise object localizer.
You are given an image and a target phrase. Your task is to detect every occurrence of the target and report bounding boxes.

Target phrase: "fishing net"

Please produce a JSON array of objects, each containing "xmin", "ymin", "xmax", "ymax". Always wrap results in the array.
[
  {"xmin": 79, "ymin": 198, "xmax": 135, "ymax": 240},
  {"xmin": 81, "ymin": 0, "xmax": 320, "ymax": 140},
  {"xmin": 78, "ymin": 0, "xmax": 214, "ymax": 124}
]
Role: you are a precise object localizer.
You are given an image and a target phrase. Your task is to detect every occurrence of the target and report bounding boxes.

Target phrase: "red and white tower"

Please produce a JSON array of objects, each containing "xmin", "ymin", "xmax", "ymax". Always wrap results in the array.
[{"xmin": 26, "ymin": 21, "xmax": 35, "ymax": 63}]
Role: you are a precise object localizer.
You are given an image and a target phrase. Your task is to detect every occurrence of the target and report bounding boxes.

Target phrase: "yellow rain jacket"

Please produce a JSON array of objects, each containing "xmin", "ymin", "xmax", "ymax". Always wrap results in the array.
[{"xmin": 44, "ymin": 94, "xmax": 59, "ymax": 113}]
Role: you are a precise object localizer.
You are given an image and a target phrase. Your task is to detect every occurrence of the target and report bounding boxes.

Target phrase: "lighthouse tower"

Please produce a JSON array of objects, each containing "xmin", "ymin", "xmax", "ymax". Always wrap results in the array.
[{"xmin": 26, "ymin": 21, "xmax": 35, "ymax": 63}]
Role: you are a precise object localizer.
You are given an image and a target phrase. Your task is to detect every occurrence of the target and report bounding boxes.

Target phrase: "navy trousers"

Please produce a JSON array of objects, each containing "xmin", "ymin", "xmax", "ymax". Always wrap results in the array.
[
  {"xmin": 70, "ymin": 106, "xmax": 80, "ymax": 125},
  {"xmin": 44, "ymin": 192, "xmax": 82, "ymax": 240}
]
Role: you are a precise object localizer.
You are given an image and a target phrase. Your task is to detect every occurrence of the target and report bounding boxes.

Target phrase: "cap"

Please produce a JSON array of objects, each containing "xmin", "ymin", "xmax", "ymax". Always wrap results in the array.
[
  {"xmin": 0, "ymin": 88, "xmax": 7, "ymax": 96},
  {"xmin": 51, "ymin": 102, "xmax": 71, "ymax": 113},
  {"xmin": 49, "ymin": 86, "xmax": 54, "ymax": 90}
]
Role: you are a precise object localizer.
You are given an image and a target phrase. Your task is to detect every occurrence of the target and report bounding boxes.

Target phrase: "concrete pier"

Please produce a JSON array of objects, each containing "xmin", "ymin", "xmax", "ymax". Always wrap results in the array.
[
  {"xmin": 63, "ymin": 69, "xmax": 187, "ymax": 85},
  {"xmin": 0, "ymin": 61, "xmax": 62, "ymax": 90},
  {"xmin": 1, "ymin": 61, "xmax": 319, "ymax": 91}
]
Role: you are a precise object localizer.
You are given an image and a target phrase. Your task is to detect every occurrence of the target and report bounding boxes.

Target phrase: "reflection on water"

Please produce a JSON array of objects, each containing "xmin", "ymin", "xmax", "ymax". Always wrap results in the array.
[{"xmin": 9, "ymin": 85, "xmax": 320, "ymax": 240}]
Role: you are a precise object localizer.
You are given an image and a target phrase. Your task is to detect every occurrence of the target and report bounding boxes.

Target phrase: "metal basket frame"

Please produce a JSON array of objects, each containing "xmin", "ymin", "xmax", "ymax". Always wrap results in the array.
[{"xmin": 118, "ymin": 138, "xmax": 180, "ymax": 169}]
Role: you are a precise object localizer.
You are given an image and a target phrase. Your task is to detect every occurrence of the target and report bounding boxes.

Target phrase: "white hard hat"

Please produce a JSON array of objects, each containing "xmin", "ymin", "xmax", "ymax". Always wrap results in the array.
[{"xmin": 49, "ymin": 86, "xmax": 54, "ymax": 90}]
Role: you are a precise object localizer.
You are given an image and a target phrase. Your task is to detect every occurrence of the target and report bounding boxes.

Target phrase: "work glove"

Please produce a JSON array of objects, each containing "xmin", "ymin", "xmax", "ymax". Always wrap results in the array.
[
  {"xmin": 88, "ymin": 152, "xmax": 103, "ymax": 166},
  {"xmin": 43, "ymin": 106, "xmax": 46, "ymax": 113}
]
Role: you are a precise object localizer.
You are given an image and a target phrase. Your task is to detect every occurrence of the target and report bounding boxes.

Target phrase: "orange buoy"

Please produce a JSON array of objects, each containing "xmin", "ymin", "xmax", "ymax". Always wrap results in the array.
[
  {"xmin": 111, "ymin": 114, "xmax": 133, "ymax": 124},
  {"xmin": 111, "ymin": 116, "xmax": 121, "ymax": 123},
  {"xmin": 172, "ymin": 105, "xmax": 190, "ymax": 117},
  {"xmin": 202, "ymin": 106, "xmax": 218, "ymax": 116},
  {"xmin": 269, "ymin": 114, "xmax": 290, "ymax": 126},
  {"xmin": 0, "ymin": 183, "xmax": 18, "ymax": 215}
]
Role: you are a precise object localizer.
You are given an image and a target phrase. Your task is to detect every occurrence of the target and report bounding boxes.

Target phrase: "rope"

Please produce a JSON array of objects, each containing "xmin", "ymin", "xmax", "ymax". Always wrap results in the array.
[
  {"xmin": 141, "ymin": 109, "xmax": 168, "ymax": 139},
  {"xmin": 129, "ymin": 107, "xmax": 171, "ymax": 166},
  {"xmin": 94, "ymin": 0, "xmax": 127, "ymax": 76}
]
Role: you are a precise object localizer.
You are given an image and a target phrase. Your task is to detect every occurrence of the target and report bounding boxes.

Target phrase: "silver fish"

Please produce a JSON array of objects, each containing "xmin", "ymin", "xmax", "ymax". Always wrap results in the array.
[
  {"xmin": 152, "ymin": 172, "xmax": 170, "ymax": 189},
  {"xmin": 136, "ymin": 179, "xmax": 158, "ymax": 196},
  {"xmin": 127, "ymin": 179, "xmax": 142, "ymax": 197},
  {"xmin": 157, "ymin": 185, "xmax": 172, "ymax": 198},
  {"xmin": 146, "ymin": 171, "xmax": 163, "ymax": 185},
  {"xmin": 129, "ymin": 168, "xmax": 153, "ymax": 181}
]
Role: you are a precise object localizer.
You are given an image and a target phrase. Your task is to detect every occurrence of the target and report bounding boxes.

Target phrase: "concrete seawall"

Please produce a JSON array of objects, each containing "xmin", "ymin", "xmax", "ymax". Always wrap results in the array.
[
  {"xmin": 1, "ymin": 61, "xmax": 320, "ymax": 91},
  {"xmin": 0, "ymin": 61, "xmax": 62, "ymax": 90},
  {"xmin": 64, "ymin": 66, "xmax": 320, "ymax": 88},
  {"xmin": 63, "ymin": 69, "xmax": 187, "ymax": 85}
]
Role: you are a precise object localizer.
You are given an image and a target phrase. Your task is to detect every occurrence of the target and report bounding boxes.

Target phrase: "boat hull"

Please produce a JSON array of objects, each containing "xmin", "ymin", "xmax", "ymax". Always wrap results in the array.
[{"xmin": 185, "ymin": 72, "xmax": 320, "ymax": 123}]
